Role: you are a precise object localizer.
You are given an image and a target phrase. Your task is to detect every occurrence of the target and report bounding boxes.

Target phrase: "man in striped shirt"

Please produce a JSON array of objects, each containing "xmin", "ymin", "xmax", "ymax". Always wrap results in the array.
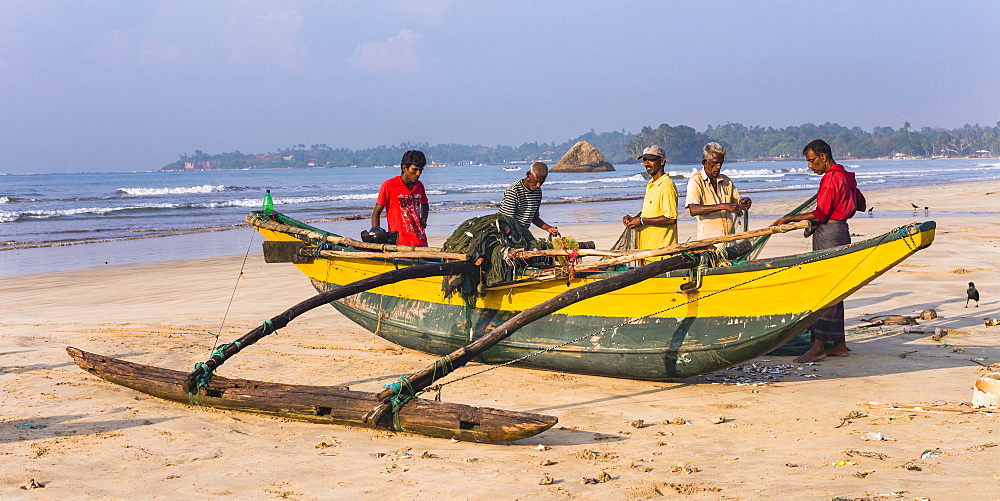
[{"xmin": 499, "ymin": 162, "xmax": 560, "ymax": 235}]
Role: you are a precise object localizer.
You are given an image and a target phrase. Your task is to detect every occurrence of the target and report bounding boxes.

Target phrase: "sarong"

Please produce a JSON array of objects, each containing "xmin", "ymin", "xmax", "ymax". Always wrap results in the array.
[{"xmin": 811, "ymin": 221, "xmax": 850, "ymax": 342}]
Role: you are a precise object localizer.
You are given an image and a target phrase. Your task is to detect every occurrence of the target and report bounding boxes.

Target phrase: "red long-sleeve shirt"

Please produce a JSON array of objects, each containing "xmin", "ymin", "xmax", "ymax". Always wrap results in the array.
[{"xmin": 811, "ymin": 164, "xmax": 863, "ymax": 223}]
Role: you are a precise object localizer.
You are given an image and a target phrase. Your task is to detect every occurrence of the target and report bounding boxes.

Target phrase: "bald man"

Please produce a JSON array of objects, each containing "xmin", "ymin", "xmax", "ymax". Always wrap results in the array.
[{"xmin": 499, "ymin": 161, "xmax": 559, "ymax": 235}]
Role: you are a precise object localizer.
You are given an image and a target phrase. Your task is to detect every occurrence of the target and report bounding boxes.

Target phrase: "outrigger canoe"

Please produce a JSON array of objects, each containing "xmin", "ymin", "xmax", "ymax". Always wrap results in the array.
[
  {"xmin": 66, "ymin": 208, "xmax": 933, "ymax": 442},
  {"xmin": 249, "ymin": 211, "xmax": 935, "ymax": 381}
]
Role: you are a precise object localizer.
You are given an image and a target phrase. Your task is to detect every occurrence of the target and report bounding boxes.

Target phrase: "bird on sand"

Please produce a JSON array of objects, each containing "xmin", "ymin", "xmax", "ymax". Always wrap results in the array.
[
  {"xmin": 911, "ymin": 203, "xmax": 919, "ymax": 209},
  {"xmin": 966, "ymin": 282, "xmax": 980, "ymax": 308},
  {"xmin": 867, "ymin": 206, "xmax": 874, "ymax": 214}
]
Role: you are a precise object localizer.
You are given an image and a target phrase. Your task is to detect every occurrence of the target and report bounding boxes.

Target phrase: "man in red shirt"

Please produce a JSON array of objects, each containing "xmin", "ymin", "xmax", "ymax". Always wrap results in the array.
[
  {"xmin": 772, "ymin": 139, "xmax": 865, "ymax": 363},
  {"xmin": 372, "ymin": 150, "xmax": 429, "ymax": 247}
]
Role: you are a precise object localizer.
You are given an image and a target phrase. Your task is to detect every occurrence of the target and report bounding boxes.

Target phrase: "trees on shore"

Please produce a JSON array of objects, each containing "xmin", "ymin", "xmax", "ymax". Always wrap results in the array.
[{"xmin": 162, "ymin": 121, "xmax": 1000, "ymax": 171}]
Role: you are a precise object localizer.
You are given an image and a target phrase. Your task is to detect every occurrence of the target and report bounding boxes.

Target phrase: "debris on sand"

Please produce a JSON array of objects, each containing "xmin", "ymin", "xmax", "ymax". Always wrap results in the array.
[
  {"xmin": 846, "ymin": 449, "xmax": 889, "ymax": 460},
  {"xmin": 630, "ymin": 419, "xmax": 645, "ymax": 429},
  {"xmin": 574, "ymin": 449, "xmax": 619, "ymax": 460},
  {"xmin": 538, "ymin": 475, "xmax": 554, "ymax": 485},
  {"xmin": 581, "ymin": 471, "xmax": 613, "ymax": 484},
  {"xmin": 671, "ymin": 462, "xmax": 700, "ymax": 474},
  {"xmin": 21, "ymin": 479, "xmax": 43, "ymax": 490},
  {"xmin": 710, "ymin": 415, "xmax": 726, "ymax": 424}
]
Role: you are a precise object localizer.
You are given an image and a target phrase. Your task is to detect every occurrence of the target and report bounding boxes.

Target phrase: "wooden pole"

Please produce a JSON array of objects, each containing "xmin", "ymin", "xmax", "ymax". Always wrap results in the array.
[
  {"xmin": 184, "ymin": 260, "xmax": 478, "ymax": 394},
  {"xmin": 508, "ymin": 221, "xmax": 810, "ymax": 266},
  {"xmin": 314, "ymin": 249, "xmax": 469, "ymax": 261},
  {"xmin": 363, "ymin": 242, "xmax": 751, "ymax": 425},
  {"xmin": 247, "ymin": 214, "xmax": 453, "ymax": 254}
]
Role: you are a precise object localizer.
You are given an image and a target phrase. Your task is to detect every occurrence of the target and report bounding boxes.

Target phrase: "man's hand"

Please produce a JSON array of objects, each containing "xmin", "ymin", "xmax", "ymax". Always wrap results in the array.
[
  {"xmin": 738, "ymin": 197, "xmax": 752, "ymax": 210},
  {"xmin": 623, "ymin": 215, "xmax": 642, "ymax": 229},
  {"xmin": 546, "ymin": 226, "xmax": 560, "ymax": 235}
]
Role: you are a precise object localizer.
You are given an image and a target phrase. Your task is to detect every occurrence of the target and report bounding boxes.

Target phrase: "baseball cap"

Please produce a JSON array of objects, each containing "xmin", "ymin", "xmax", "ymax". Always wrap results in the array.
[{"xmin": 637, "ymin": 145, "xmax": 665, "ymax": 160}]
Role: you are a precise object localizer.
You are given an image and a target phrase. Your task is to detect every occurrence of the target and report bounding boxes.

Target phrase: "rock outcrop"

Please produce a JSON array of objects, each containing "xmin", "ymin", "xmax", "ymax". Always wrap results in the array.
[{"xmin": 551, "ymin": 141, "xmax": 615, "ymax": 173}]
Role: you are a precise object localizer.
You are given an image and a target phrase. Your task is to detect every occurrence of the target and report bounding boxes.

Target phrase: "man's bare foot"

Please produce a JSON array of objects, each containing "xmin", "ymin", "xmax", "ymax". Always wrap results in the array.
[
  {"xmin": 825, "ymin": 341, "xmax": 849, "ymax": 357},
  {"xmin": 793, "ymin": 341, "xmax": 827, "ymax": 363}
]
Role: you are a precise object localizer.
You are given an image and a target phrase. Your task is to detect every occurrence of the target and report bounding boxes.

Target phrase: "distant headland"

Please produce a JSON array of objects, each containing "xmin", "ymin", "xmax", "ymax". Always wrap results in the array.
[{"xmin": 161, "ymin": 121, "xmax": 998, "ymax": 171}]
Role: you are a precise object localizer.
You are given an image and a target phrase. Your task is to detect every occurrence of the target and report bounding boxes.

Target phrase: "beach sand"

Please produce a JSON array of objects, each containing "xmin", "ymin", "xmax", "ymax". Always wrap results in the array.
[{"xmin": 2, "ymin": 181, "xmax": 999, "ymax": 500}]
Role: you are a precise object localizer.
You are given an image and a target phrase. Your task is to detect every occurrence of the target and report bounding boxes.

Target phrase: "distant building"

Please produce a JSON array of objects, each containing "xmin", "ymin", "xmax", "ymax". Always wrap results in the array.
[{"xmin": 971, "ymin": 150, "xmax": 991, "ymax": 158}]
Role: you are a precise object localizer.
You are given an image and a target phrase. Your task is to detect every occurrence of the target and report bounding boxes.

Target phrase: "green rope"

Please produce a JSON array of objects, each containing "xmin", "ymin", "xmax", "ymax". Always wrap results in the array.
[
  {"xmin": 187, "ymin": 320, "xmax": 274, "ymax": 405},
  {"xmin": 382, "ymin": 375, "xmax": 429, "ymax": 431}
]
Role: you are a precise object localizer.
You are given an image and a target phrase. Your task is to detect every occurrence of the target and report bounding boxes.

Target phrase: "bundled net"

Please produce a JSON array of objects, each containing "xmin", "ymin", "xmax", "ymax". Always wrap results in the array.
[{"xmin": 440, "ymin": 214, "xmax": 551, "ymax": 304}]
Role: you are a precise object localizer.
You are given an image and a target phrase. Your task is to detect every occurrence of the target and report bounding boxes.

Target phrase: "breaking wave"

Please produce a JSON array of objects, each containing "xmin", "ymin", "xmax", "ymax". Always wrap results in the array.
[{"xmin": 117, "ymin": 185, "xmax": 228, "ymax": 196}]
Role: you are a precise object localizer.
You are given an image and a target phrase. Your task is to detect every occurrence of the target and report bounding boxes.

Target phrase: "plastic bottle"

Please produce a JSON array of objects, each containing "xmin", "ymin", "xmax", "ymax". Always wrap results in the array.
[{"xmin": 262, "ymin": 190, "xmax": 275, "ymax": 214}]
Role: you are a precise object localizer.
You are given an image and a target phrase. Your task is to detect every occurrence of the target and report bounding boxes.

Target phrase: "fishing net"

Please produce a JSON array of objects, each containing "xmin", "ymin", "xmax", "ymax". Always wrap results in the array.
[
  {"xmin": 440, "ymin": 213, "xmax": 551, "ymax": 304},
  {"xmin": 603, "ymin": 194, "xmax": 818, "ymax": 265},
  {"xmin": 731, "ymin": 195, "xmax": 817, "ymax": 261}
]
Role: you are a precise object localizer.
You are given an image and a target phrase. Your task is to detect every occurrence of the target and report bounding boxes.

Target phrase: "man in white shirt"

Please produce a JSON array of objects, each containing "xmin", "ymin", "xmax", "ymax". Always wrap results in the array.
[{"xmin": 685, "ymin": 142, "xmax": 751, "ymax": 239}]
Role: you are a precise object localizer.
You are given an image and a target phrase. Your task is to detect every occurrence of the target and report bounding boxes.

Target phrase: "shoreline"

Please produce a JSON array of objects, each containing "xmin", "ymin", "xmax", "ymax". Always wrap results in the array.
[
  {"xmin": 2, "ymin": 179, "xmax": 999, "ymax": 498},
  {"xmin": 4, "ymin": 178, "xmax": 1000, "ymax": 278}
]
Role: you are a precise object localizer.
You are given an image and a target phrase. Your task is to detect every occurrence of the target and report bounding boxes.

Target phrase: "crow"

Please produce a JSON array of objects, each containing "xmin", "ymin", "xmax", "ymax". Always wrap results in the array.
[
  {"xmin": 867, "ymin": 206, "xmax": 874, "ymax": 214},
  {"xmin": 966, "ymin": 282, "xmax": 980, "ymax": 308},
  {"xmin": 911, "ymin": 203, "xmax": 919, "ymax": 209}
]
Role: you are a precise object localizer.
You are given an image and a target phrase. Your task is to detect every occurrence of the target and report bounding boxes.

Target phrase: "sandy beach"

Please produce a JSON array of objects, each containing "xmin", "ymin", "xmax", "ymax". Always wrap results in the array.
[{"xmin": 2, "ymin": 181, "xmax": 999, "ymax": 500}]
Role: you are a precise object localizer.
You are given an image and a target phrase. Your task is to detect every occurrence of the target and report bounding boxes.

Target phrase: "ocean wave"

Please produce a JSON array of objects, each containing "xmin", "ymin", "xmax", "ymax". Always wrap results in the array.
[
  {"xmin": 117, "ymin": 184, "xmax": 228, "ymax": 196},
  {"xmin": 0, "ymin": 196, "xmax": 9, "ymax": 204},
  {"xmin": 725, "ymin": 168, "xmax": 809, "ymax": 179},
  {"xmin": 544, "ymin": 174, "xmax": 646, "ymax": 185},
  {"xmin": 0, "ymin": 203, "xmax": 180, "ymax": 223}
]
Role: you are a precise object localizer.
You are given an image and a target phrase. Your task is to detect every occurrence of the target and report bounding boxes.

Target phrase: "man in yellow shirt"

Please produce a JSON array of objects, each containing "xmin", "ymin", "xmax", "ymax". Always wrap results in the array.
[{"xmin": 622, "ymin": 145, "xmax": 678, "ymax": 261}]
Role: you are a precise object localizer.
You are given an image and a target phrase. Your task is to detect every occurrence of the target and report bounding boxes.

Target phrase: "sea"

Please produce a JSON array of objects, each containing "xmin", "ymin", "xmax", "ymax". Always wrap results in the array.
[{"xmin": 2, "ymin": 158, "xmax": 998, "ymax": 276}]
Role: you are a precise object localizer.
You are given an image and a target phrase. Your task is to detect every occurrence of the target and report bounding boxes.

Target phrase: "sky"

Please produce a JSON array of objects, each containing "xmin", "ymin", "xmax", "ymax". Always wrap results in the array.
[{"xmin": 1, "ymin": 1, "xmax": 998, "ymax": 174}]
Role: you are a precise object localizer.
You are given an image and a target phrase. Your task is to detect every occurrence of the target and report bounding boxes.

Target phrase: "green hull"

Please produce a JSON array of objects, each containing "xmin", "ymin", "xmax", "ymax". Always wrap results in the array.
[
  {"xmin": 251, "ymin": 211, "xmax": 935, "ymax": 381},
  {"xmin": 317, "ymin": 281, "xmax": 816, "ymax": 380}
]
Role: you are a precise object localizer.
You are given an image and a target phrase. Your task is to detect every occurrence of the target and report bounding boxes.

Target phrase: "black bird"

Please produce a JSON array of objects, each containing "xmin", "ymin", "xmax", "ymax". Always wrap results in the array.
[
  {"xmin": 867, "ymin": 206, "xmax": 874, "ymax": 214},
  {"xmin": 911, "ymin": 203, "xmax": 919, "ymax": 209},
  {"xmin": 966, "ymin": 282, "xmax": 980, "ymax": 308}
]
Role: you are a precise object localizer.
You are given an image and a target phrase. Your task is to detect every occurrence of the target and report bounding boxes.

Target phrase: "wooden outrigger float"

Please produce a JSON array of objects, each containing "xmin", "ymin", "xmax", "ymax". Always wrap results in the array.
[
  {"xmin": 67, "ymin": 206, "xmax": 935, "ymax": 442},
  {"xmin": 66, "ymin": 347, "xmax": 557, "ymax": 443}
]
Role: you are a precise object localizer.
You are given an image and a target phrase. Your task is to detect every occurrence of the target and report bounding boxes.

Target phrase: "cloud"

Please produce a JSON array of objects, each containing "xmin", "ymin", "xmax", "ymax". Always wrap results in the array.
[
  {"xmin": 347, "ymin": 29, "xmax": 421, "ymax": 73},
  {"xmin": 137, "ymin": 37, "xmax": 185, "ymax": 66},
  {"xmin": 225, "ymin": 9, "xmax": 307, "ymax": 70},
  {"xmin": 84, "ymin": 30, "xmax": 133, "ymax": 64},
  {"xmin": 388, "ymin": 0, "xmax": 451, "ymax": 24}
]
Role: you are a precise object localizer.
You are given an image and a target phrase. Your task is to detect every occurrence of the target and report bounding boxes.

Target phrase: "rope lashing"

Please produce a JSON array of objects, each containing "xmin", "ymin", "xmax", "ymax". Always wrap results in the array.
[
  {"xmin": 382, "ymin": 375, "xmax": 429, "ymax": 431},
  {"xmin": 188, "ymin": 320, "xmax": 276, "ymax": 404}
]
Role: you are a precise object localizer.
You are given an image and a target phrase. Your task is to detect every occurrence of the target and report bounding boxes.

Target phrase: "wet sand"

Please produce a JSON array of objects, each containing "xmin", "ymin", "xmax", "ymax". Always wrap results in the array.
[{"xmin": 2, "ymin": 181, "xmax": 999, "ymax": 499}]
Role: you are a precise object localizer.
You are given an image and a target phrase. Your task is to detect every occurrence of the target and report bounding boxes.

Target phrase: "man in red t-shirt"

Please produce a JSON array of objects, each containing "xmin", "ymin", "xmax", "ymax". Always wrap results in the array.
[
  {"xmin": 772, "ymin": 139, "xmax": 865, "ymax": 363},
  {"xmin": 371, "ymin": 150, "xmax": 429, "ymax": 247}
]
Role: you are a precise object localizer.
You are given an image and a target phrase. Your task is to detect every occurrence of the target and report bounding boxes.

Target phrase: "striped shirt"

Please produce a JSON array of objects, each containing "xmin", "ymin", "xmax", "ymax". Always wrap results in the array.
[{"xmin": 499, "ymin": 179, "xmax": 542, "ymax": 228}]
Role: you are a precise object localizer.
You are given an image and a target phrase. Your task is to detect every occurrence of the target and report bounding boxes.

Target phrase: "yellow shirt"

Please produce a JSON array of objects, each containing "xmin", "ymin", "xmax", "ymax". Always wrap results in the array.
[
  {"xmin": 685, "ymin": 170, "xmax": 742, "ymax": 239},
  {"xmin": 638, "ymin": 175, "xmax": 678, "ymax": 260}
]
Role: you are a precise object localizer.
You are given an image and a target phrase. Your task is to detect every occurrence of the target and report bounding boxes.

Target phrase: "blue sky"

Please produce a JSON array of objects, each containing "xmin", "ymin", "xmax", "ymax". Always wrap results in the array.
[{"xmin": 1, "ymin": 0, "xmax": 998, "ymax": 173}]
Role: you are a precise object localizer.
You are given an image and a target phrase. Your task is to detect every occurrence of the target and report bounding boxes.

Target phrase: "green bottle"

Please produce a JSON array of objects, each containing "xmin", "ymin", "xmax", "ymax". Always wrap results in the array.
[{"xmin": 262, "ymin": 190, "xmax": 275, "ymax": 214}]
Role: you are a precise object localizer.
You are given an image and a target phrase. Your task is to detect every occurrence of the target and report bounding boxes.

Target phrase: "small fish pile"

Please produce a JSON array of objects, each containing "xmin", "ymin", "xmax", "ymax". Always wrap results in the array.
[{"xmin": 702, "ymin": 361, "xmax": 819, "ymax": 385}]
